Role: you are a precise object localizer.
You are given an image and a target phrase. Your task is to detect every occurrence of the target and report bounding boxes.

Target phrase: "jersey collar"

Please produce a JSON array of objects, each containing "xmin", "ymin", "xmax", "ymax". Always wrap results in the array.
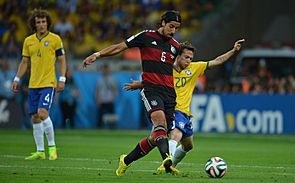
[{"xmin": 36, "ymin": 31, "xmax": 49, "ymax": 41}]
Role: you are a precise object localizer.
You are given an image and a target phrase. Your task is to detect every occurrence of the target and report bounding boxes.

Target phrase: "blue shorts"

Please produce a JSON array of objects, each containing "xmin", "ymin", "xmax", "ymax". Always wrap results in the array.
[
  {"xmin": 28, "ymin": 87, "xmax": 56, "ymax": 114},
  {"xmin": 169, "ymin": 110, "xmax": 193, "ymax": 139}
]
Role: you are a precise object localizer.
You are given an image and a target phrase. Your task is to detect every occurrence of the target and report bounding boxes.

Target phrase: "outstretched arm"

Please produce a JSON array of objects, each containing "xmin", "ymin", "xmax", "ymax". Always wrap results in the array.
[
  {"xmin": 124, "ymin": 78, "xmax": 142, "ymax": 91},
  {"xmin": 82, "ymin": 42, "xmax": 128, "ymax": 68},
  {"xmin": 208, "ymin": 39, "xmax": 245, "ymax": 69}
]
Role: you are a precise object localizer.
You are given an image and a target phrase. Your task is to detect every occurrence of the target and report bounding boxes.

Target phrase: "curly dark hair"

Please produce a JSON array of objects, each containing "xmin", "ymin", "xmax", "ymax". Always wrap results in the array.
[
  {"xmin": 28, "ymin": 9, "xmax": 52, "ymax": 32},
  {"xmin": 179, "ymin": 41, "xmax": 195, "ymax": 55}
]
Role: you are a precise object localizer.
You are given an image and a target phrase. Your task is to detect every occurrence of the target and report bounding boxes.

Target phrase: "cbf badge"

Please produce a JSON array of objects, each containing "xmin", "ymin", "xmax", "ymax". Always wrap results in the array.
[
  {"xmin": 44, "ymin": 41, "xmax": 49, "ymax": 46},
  {"xmin": 185, "ymin": 69, "xmax": 192, "ymax": 76}
]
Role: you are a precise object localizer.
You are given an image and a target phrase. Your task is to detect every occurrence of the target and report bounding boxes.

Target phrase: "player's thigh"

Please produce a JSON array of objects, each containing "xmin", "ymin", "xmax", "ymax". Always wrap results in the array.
[
  {"xmin": 140, "ymin": 90, "xmax": 166, "ymax": 126},
  {"xmin": 140, "ymin": 89, "xmax": 164, "ymax": 113},
  {"xmin": 28, "ymin": 88, "xmax": 41, "ymax": 115},
  {"xmin": 169, "ymin": 110, "xmax": 193, "ymax": 138},
  {"xmin": 38, "ymin": 87, "xmax": 56, "ymax": 111},
  {"xmin": 163, "ymin": 95, "xmax": 176, "ymax": 125}
]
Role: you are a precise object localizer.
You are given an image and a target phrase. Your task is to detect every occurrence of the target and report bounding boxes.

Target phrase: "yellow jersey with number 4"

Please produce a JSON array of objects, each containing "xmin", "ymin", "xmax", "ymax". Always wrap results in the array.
[
  {"xmin": 22, "ymin": 32, "xmax": 65, "ymax": 88},
  {"xmin": 173, "ymin": 62, "xmax": 208, "ymax": 116}
]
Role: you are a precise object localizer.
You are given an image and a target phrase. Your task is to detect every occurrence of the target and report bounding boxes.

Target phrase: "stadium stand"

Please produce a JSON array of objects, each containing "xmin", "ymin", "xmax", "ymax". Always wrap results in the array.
[{"xmin": 0, "ymin": 0, "xmax": 294, "ymax": 96}]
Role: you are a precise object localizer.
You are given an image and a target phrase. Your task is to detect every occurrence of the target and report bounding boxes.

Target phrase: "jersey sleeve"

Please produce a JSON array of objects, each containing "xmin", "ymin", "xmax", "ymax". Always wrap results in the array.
[
  {"xmin": 193, "ymin": 61, "xmax": 209, "ymax": 77},
  {"xmin": 22, "ymin": 38, "xmax": 30, "ymax": 58},
  {"xmin": 125, "ymin": 31, "xmax": 146, "ymax": 48},
  {"xmin": 55, "ymin": 36, "xmax": 65, "ymax": 57}
]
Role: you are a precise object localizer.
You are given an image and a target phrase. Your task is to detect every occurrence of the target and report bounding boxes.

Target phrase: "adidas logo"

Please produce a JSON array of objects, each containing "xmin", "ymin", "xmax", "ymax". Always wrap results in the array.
[{"xmin": 151, "ymin": 41, "xmax": 157, "ymax": 45}]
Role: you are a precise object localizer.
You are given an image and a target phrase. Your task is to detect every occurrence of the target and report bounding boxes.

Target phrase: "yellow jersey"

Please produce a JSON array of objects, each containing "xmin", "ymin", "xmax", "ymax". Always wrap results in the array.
[
  {"xmin": 174, "ymin": 62, "xmax": 208, "ymax": 116},
  {"xmin": 22, "ymin": 32, "xmax": 65, "ymax": 88}
]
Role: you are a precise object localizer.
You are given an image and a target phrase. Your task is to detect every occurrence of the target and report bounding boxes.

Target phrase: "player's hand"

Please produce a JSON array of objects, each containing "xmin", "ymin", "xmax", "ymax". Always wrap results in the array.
[
  {"xmin": 124, "ymin": 78, "xmax": 142, "ymax": 91},
  {"xmin": 57, "ymin": 81, "xmax": 65, "ymax": 92},
  {"xmin": 233, "ymin": 39, "xmax": 245, "ymax": 52},
  {"xmin": 11, "ymin": 81, "xmax": 19, "ymax": 93},
  {"xmin": 82, "ymin": 53, "xmax": 97, "ymax": 68}
]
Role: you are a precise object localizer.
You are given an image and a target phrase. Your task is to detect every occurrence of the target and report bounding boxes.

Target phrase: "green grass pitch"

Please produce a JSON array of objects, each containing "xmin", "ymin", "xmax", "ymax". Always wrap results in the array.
[{"xmin": 0, "ymin": 129, "xmax": 294, "ymax": 183}]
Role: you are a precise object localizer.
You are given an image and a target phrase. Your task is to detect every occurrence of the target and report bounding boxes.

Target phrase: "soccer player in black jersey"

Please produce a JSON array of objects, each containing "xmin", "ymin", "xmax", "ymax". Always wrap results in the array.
[
  {"xmin": 82, "ymin": 10, "xmax": 181, "ymax": 176},
  {"xmin": 124, "ymin": 39, "xmax": 245, "ymax": 174}
]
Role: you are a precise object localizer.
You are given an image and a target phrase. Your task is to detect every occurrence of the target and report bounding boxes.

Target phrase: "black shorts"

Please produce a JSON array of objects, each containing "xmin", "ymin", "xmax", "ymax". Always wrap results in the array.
[{"xmin": 140, "ymin": 84, "xmax": 176, "ymax": 124}]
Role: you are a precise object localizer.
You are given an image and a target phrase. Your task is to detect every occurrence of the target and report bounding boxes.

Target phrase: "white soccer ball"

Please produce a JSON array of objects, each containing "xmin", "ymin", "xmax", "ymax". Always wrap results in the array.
[{"xmin": 205, "ymin": 157, "xmax": 227, "ymax": 178}]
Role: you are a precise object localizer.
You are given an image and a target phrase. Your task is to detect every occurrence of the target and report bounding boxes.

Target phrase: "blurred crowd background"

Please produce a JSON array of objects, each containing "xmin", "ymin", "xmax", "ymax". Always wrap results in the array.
[
  {"xmin": 1, "ymin": 0, "xmax": 220, "ymax": 58},
  {"xmin": 0, "ymin": 0, "xmax": 295, "ymax": 100}
]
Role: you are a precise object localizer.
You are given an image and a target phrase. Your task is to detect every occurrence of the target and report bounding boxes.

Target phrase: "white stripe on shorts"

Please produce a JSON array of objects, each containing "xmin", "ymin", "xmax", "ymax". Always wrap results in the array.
[
  {"xmin": 48, "ymin": 88, "xmax": 55, "ymax": 109},
  {"xmin": 140, "ymin": 89, "xmax": 151, "ymax": 112}
]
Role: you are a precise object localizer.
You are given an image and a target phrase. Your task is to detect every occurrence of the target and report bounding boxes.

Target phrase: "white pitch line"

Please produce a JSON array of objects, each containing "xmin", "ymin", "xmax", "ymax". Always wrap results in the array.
[
  {"xmin": 1, "ymin": 154, "xmax": 193, "ymax": 165},
  {"xmin": 0, "ymin": 164, "xmax": 155, "ymax": 173},
  {"xmin": 0, "ymin": 164, "xmax": 113, "ymax": 171},
  {"xmin": 0, "ymin": 164, "xmax": 294, "ymax": 177},
  {"xmin": 1, "ymin": 154, "xmax": 295, "ymax": 170}
]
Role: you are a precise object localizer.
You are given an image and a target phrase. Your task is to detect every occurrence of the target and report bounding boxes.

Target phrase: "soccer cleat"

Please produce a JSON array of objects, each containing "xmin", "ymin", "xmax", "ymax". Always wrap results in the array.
[
  {"xmin": 116, "ymin": 154, "xmax": 130, "ymax": 176},
  {"xmin": 25, "ymin": 151, "xmax": 45, "ymax": 160},
  {"xmin": 157, "ymin": 165, "xmax": 180, "ymax": 175},
  {"xmin": 162, "ymin": 154, "xmax": 173, "ymax": 173},
  {"xmin": 48, "ymin": 146, "xmax": 57, "ymax": 160},
  {"xmin": 156, "ymin": 165, "xmax": 166, "ymax": 174}
]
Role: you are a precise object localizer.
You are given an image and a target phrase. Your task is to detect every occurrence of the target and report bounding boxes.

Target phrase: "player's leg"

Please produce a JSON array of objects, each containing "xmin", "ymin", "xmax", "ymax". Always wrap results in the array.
[
  {"xmin": 116, "ymin": 134, "xmax": 156, "ymax": 176},
  {"xmin": 168, "ymin": 110, "xmax": 188, "ymax": 158},
  {"xmin": 140, "ymin": 90, "xmax": 171, "ymax": 162},
  {"xmin": 169, "ymin": 110, "xmax": 194, "ymax": 167},
  {"xmin": 156, "ymin": 119, "xmax": 183, "ymax": 175},
  {"xmin": 25, "ymin": 88, "xmax": 45, "ymax": 160},
  {"xmin": 150, "ymin": 110, "xmax": 170, "ymax": 160},
  {"xmin": 169, "ymin": 128, "xmax": 183, "ymax": 157},
  {"xmin": 38, "ymin": 108, "xmax": 57, "ymax": 160},
  {"xmin": 116, "ymin": 90, "xmax": 172, "ymax": 176},
  {"xmin": 172, "ymin": 136, "xmax": 193, "ymax": 167},
  {"xmin": 38, "ymin": 88, "xmax": 57, "ymax": 160}
]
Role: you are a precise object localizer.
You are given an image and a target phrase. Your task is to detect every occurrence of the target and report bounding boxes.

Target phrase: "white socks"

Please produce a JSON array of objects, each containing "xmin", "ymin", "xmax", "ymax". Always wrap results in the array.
[
  {"xmin": 172, "ymin": 145, "xmax": 187, "ymax": 167},
  {"xmin": 169, "ymin": 139, "xmax": 178, "ymax": 156},
  {"xmin": 33, "ymin": 123, "xmax": 44, "ymax": 151},
  {"xmin": 42, "ymin": 117, "xmax": 56, "ymax": 147},
  {"xmin": 169, "ymin": 139, "xmax": 188, "ymax": 167}
]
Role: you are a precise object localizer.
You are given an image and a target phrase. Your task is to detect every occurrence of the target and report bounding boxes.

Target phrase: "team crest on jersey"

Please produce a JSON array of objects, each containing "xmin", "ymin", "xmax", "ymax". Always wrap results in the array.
[
  {"xmin": 185, "ymin": 69, "xmax": 192, "ymax": 76},
  {"xmin": 44, "ymin": 41, "xmax": 49, "ymax": 46},
  {"xmin": 179, "ymin": 122, "xmax": 185, "ymax": 129},
  {"xmin": 171, "ymin": 45, "xmax": 176, "ymax": 54},
  {"xmin": 151, "ymin": 100, "xmax": 158, "ymax": 106}
]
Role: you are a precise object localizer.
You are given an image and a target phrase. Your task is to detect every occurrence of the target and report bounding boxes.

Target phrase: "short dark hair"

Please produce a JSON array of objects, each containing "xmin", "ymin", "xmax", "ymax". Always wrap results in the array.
[
  {"xmin": 179, "ymin": 41, "xmax": 195, "ymax": 55},
  {"xmin": 28, "ymin": 9, "xmax": 52, "ymax": 32},
  {"xmin": 160, "ymin": 10, "xmax": 182, "ymax": 26}
]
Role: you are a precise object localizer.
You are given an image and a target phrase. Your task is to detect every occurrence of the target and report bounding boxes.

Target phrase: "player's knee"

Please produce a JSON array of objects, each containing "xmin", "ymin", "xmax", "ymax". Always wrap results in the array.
[
  {"xmin": 37, "ymin": 108, "xmax": 49, "ymax": 120},
  {"xmin": 170, "ymin": 129, "xmax": 183, "ymax": 142},
  {"xmin": 153, "ymin": 125, "xmax": 168, "ymax": 141},
  {"xmin": 150, "ymin": 110, "xmax": 166, "ymax": 127},
  {"xmin": 148, "ymin": 135, "xmax": 156, "ymax": 146},
  {"xmin": 31, "ymin": 114, "xmax": 41, "ymax": 123}
]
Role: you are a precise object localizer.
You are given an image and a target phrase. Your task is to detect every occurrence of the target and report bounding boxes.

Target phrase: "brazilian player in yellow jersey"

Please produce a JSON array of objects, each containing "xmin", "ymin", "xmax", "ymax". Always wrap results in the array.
[
  {"xmin": 11, "ymin": 9, "xmax": 67, "ymax": 160},
  {"xmin": 124, "ymin": 39, "xmax": 245, "ymax": 174}
]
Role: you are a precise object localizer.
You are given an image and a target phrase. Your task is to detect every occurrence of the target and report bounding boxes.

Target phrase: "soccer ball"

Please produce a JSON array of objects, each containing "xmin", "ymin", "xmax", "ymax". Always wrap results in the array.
[{"xmin": 205, "ymin": 157, "xmax": 227, "ymax": 178}]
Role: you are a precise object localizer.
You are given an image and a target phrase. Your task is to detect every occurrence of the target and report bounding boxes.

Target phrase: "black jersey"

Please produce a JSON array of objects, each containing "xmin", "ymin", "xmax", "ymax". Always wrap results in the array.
[{"xmin": 125, "ymin": 30, "xmax": 180, "ymax": 90}]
